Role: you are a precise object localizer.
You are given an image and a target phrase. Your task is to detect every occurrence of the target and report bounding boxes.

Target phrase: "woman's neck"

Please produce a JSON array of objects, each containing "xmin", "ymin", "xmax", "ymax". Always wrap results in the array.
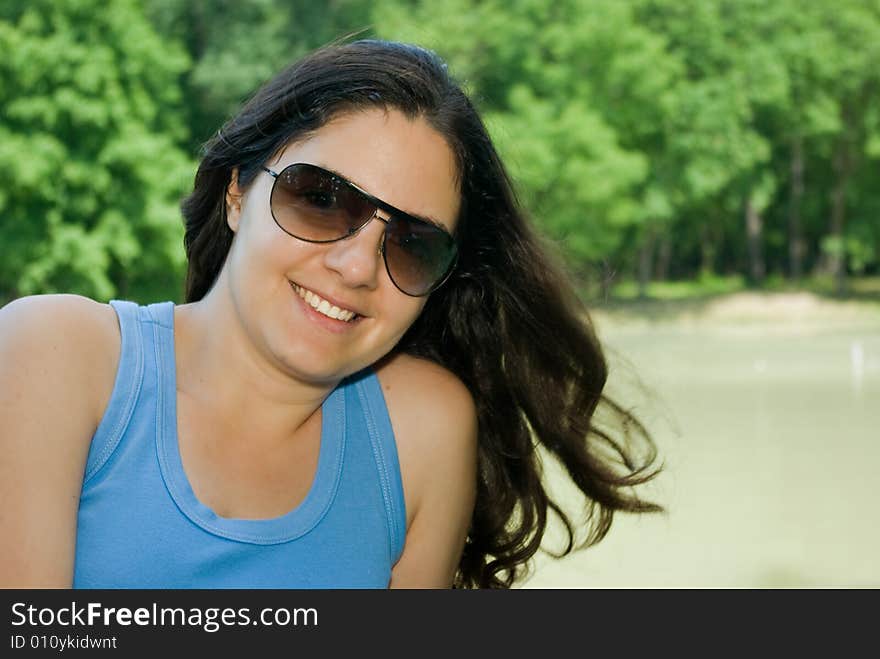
[{"xmin": 172, "ymin": 285, "xmax": 338, "ymax": 450}]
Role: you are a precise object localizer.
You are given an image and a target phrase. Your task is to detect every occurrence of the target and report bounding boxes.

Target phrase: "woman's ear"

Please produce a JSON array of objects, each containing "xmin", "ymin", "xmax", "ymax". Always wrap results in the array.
[{"xmin": 226, "ymin": 168, "xmax": 244, "ymax": 232}]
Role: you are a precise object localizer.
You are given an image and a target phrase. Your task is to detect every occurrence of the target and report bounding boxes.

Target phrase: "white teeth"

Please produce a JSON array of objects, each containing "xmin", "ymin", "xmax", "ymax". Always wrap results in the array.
[{"xmin": 293, "ymin": 284, "xmax": 357, "ymax": 322}]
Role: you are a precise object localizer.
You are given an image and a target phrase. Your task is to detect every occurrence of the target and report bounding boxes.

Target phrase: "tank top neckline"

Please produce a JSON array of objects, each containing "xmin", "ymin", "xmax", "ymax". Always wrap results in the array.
[{"xmin": 148, "ymin": 301, "xmax": 346, "ymax": 545}]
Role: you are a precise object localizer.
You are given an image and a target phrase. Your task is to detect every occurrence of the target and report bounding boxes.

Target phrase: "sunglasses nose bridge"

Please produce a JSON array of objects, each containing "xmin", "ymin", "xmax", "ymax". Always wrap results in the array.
[
  {"xmin": 342, "ymin": 207, "xmax": 388, "ymax": 259},
  {"xmin": 370, "ymin": 209, "xmax": 391, "ymax": 226},
  {"xmin": 356, "ymin": 208, "xmax": 390, "ymax": 255}
]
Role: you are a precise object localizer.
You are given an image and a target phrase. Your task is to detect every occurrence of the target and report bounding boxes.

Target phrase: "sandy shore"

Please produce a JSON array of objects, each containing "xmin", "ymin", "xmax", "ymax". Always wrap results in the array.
[{"xmin": 590, "ymin": 291, "xmax": 880, "ymax": 335}]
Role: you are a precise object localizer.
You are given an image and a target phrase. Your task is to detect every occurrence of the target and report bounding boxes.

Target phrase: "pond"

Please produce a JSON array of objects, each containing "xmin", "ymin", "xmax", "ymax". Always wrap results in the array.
[{"xmin": 525, "ymin": 309, "xmax": 880, "ymax": 587}]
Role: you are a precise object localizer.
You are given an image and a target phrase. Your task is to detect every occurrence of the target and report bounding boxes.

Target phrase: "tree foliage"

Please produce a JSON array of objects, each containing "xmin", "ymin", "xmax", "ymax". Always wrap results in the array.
[
  {"xmin": 0, "ymin": 0, "xmax": 193, "ymax": 302},
  {"xmin": 2, "ymin": 0, "xmax": 879, "ymax": 302}
]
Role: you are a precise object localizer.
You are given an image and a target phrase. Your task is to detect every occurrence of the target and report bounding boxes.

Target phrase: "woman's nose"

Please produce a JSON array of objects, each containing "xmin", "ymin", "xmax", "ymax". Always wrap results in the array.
[{"xmin": 322, "ymin": 214, "xmax": 386, "ymax": 289}]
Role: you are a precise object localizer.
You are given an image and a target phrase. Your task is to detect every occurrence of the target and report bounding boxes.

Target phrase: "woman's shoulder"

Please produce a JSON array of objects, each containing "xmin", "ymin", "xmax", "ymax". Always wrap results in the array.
[
  {"xmin": 0, "ymin": 293, "xmax": 120, "ymax": 352},
  {"xmin": 373, "ymin": 352, "xmax": 478, "ymax": 529},
  {"xmin": 373, "ymin": 352, "xmax": 475, "ymax": 416},
  {"xmin": 0, "ymin": 295, "xmax": 121, "ymax": 586},
  {"xmin": 0, "ymin": 294, "xmax": 121, "ymax": 427}
]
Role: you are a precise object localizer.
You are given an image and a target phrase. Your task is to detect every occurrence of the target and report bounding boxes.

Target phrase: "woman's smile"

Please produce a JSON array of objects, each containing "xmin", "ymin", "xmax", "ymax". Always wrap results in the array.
[{"xmin": 290, "ymin": 281, "xmax": 364, "ymax": 334}]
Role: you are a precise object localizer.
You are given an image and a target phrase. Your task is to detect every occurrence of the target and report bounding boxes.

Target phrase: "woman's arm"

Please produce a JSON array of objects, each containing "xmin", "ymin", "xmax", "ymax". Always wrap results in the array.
[
  {"xmin": 377, "ymin": 354, "xmax": 478, "ymax": 588},
  {"xmin": 0, "ymin": 295, "xmax": 118, "ymax": 587}
]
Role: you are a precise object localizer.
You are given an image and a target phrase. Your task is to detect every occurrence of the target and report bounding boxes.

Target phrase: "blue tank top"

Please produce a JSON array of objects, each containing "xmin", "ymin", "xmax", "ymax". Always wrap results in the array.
[{"xmin": 73, "ymin": 300, "xmax": 407, "ymax": 588}]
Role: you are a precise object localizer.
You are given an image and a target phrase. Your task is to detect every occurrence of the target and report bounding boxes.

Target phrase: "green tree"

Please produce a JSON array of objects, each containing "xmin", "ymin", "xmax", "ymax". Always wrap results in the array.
[
  {"xmin": 375, "ymin": 0, "xmax": 686, "ymax": 293},
  {"xmin": 637, "ymin": 0, "xmax": 880, "ymax": 292},
  {"xmin": 0, "ymin": 0, "xmax": 194, "ymax": 303},
  {"xmin": 145, "ymin": 0, "xmax": 376, "ymax": 149},
  {"xmin": 807, "ymin": 0, "xmax": 880, "ymax": 295}
]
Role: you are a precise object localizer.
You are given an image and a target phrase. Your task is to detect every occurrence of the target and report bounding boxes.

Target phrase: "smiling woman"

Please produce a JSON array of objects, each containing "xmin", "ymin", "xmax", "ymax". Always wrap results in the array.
[
  {"xmin": 213, "ymin": 108, "xmax": 460, "ymax": 386},
  {"xmin": 0, "ymin": 40, "xmax": 661, "ymax": 589}
]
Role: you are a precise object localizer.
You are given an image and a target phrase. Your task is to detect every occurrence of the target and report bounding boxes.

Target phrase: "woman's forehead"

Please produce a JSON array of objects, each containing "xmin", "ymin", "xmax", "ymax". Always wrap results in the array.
[{"xmin": 272, "ymin": 109, "xmax": 461, "ymax": 232}]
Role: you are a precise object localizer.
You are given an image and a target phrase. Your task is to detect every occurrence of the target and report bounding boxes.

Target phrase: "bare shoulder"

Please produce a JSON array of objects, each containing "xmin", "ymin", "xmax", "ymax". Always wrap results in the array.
[
  {"xmin": 373, "ymin": 352, "xmax": 478, "ymax": 527},
  {"xmin": 0, "ymin": 294, "xmax": 120, "ymax": 428},
  {"xmin": 1, "ymin": 292, "xmax": 117, "ymax": 331},
  {"xmin": 0, "ymin": 294, "xmax": 120, "ymax": 586},
  {"xmin": 374, "ymin": 352, "xmax": 477, "ymax": 432},
  {"xmin": 374, "ymin": 352, "xmax": 478, "ymax": 587}
]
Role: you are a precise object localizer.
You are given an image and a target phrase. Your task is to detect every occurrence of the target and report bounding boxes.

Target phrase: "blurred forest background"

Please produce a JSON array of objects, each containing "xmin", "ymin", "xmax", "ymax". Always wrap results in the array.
[{"xmin": 2, "ymin": 0, "xmax": 879, "ymax": 305}]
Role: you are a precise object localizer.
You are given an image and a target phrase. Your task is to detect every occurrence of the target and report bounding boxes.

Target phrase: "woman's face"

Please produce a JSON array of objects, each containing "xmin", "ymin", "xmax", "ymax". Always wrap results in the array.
[{"xmin": 222, "ymin": 108, "xmax": 460, "ymax": 385}]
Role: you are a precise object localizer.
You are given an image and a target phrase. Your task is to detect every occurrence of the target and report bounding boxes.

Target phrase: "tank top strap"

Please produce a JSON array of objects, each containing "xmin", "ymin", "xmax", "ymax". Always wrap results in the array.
[
  {"xmin": 82, "ymin": 300, "xmax": 146, "ymax": 484},
  {"xmin": 144, "ymin": 300, "xmax": 175, "ymax": 330},
  {"xmin": 353, "ymin": 370, "xmax": 407, "ymax": 563}
]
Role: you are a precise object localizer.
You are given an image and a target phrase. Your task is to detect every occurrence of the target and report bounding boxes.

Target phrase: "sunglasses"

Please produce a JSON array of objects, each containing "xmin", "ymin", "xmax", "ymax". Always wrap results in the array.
[{"xmin": 260, "ymin": 163, "xmax": 458, "ymax": 297}]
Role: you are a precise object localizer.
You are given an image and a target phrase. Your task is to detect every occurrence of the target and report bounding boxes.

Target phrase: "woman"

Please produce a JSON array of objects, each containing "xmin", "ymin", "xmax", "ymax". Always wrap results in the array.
[{"xmin": 0, "ymin": 40, "xmax": 660, "ymax": 589}]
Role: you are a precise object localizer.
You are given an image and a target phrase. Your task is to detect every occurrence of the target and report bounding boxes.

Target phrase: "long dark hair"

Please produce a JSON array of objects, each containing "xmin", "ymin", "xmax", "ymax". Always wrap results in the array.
[{"xmin": 181, "ymin": 39, "xmax": 662, "ymax": 588}]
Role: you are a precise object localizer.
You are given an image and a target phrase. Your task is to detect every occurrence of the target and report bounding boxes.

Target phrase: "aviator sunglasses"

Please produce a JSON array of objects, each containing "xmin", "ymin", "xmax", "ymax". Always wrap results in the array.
[{"xmin": 261, "ymin": 163, "xmax": 458, "ymax": 297}]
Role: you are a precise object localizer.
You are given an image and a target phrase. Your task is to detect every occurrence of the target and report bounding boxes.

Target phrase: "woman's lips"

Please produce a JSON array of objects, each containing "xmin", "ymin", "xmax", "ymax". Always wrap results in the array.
[
  {"xmin": 290, "ymin": 281, "xmax": 364, "ymax": 333},
  {"xmin": 291, "ymin": 282, "xmax": 365, "ymax": 318}
]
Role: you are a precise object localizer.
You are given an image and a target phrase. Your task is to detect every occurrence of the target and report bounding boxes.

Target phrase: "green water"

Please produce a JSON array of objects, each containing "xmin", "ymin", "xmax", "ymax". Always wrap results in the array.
[{"xmin": 524, "ymin": 319, "xmax": 880, "ymax": 588}]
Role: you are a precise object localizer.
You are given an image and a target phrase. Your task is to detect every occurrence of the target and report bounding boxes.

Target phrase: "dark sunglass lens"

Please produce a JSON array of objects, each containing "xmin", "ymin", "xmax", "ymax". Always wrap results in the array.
[
  {"xmin": 336, "ymin": 182, "xmax": 376, "ymax": 234},
  {"xmin": 384, "ymin": 217, "xmax": 456, "ymax": 296},
  {"xmin": 271, "ymin": 165, "xmax": 373, "ymax": 240}
]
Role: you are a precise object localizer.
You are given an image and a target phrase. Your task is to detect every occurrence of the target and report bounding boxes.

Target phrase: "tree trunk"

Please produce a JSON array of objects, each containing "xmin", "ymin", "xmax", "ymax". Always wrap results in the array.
[
  {"xmin": 788, "ymin": 136, "xmax": 805, "ymax": 281},
  {"xmin": 655, "ymin": 233, "xmax": 672, "ymax": 281},
  {"xmin": 187, "ymin": 3, "xmax": 208, "ymax": 58},
  {"xmin": 598, "ymin": 260, "xmax": 616, "ymax": 302},
  {"xmin": 745, "ymin": 194, "xmax": 765, "ymax": 285},
  {"xmin": 637, "ymin": 225, "xmax": 656, "ymax": 299},
  {"xmin": 829, "ymin": 143, "xmax": 850, "ymax": 297},
  {"xmin": 699, "ymin": 224, "xmax": 716, "ymax": 277}
]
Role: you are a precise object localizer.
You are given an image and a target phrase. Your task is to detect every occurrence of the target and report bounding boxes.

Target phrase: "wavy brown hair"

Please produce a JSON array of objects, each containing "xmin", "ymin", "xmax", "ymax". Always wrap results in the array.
[{"xmin": 181, "ymin": 39, "xmax": 663, "ymax": 588}]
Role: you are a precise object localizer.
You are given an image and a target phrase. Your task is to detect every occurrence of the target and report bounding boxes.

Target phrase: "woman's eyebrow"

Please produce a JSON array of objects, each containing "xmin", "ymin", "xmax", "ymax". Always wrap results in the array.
[
  {"xmin": 323, "ymin": 164, "xmax": 452, "ymax": 231},
  {"xmin": 408, "ymin": 213, "xmax": 448, "ymax": 230},
  {"xmin": 378, "ymin": 201, "xmax": 449, "ymax": 231}
]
